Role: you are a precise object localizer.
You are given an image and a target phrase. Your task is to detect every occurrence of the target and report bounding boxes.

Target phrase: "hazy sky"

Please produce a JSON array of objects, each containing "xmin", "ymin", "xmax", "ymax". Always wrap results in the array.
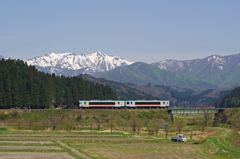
[{"xmin": 1, "ymin": 0, "xmax": 240, "ymax": 63}]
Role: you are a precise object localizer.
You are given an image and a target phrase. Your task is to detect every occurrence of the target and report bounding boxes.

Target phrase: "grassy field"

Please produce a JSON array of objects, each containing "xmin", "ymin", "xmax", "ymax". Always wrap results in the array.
[
  {"xmin": 0, "ymin": 127, "xmax": 239, "ymax": 158},
  {"xmin": 0, "ymin": 109, "xmax": 239, "ymax": 158},
  {"xmin": 67, "ymin": 140, "xmax": 212, "ymax": 159}
]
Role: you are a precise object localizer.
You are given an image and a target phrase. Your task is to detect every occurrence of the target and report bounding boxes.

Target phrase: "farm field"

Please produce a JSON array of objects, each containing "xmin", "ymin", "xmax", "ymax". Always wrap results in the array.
[
  {"xmin": 0, "ymin": 128, "xmax": 239, "ymax": 158},
  {"xmin": 67, "ymin": 140, "xmax": 212, "ymax": 159},
  {"xmin": 0, "ymin": 109, "xmax": 239, "ymax": 158}
]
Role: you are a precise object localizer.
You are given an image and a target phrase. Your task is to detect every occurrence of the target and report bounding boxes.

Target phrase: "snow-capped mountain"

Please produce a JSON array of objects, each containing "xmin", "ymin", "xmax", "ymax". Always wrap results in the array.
[
  {"xmin": 152, "ymin": 53, "xmax": 240, "ymax": 74},
  {"xmin": 151, "ymin": 53, "xmax": 240, "ymax": 87},
  {"xmin": 26, "ymin": 51, "xmax": 133, "ymax": 76}
]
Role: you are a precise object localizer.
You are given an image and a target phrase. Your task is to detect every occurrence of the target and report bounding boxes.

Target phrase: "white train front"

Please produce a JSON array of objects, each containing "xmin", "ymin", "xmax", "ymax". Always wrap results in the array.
[{"xmin": 79, "ymin": 100, "xmax": 170, "ymax": 109}]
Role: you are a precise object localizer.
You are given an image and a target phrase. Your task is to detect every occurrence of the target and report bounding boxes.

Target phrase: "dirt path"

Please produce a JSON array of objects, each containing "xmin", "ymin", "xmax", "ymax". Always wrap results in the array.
[{"xmin": 56, "ymin": 140, "xmax": 91, "ymax": 159}]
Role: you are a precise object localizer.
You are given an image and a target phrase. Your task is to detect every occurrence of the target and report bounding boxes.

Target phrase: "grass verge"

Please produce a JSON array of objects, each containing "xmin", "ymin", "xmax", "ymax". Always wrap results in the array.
[{"xmin": 204, "ymin": 128, "xmax": 240, "ymax": 159}]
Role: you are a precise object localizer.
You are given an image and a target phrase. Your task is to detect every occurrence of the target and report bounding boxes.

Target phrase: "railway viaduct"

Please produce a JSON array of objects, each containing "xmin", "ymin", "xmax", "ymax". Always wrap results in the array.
[{"xmin": 167, "ymin": 108, "xmax": 225, "ymax": 124}]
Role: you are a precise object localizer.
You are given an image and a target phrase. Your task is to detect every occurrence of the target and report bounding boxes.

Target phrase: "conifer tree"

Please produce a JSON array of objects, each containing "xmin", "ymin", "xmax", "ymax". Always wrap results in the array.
[{"xmin": 0, "ymin": 59, "xmax": 118, "ymax": 109}]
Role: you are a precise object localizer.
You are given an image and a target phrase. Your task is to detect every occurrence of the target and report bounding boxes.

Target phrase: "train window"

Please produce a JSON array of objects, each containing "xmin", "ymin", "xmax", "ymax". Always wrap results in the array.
[
  {"xmin": 118, "ymin": 102, "xmax": 120, "ymax": 104},
  {"xmin": 131, "ymin": 102, "xmax": 132, "ymax": 104},
  {"xmin": 163, "ymin": 102, "xmax": 165, "ymax": 104},
  {"xmin": 135, "ymin": 102, "xmax": 160, "ymax": 104},
  {"xmin": 127, "ymin": 102, "xmax": 129, "ymax": 104},
  {"xmin": 84, "ymin": 102, "xmax": 86, "ymax": 104}
]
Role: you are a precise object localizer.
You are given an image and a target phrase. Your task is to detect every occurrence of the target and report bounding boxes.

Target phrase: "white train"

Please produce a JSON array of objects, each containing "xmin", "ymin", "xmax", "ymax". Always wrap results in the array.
[{"xmin": 79, "ymin": 100, "xmax": 170, "ymax": 109}]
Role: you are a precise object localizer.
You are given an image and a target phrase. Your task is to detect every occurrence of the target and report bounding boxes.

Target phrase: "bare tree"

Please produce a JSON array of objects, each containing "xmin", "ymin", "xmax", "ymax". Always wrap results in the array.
[
  {"xmin": 93, "ymin": 114, "xmax": 106, "ymax": 130},
  {"xmin": 198, "ymin": 119, "xmax": 207, "ymax": 135},
  {"xmin": 136, "ymin": 119, "xmax": 143, "ymax": 135},
  {"xmin": 230, "ymin": 110, "xmax": 240, "ymax": 130},
  {"xmin": 108, "ymin": 119, "xmax": 117, "ymax": 133},
  {"xmin": 129, "ymin": 117, "xmax": 138, "ymax": 132},
  {"xmin": 117, "ymin": 118, "xmax": 127, "ymax": 130},
  {"xmin": 129, "ymin": 115, "xmax": 143, "ymax": 134},
  {"xmin": 15, "ymin": 118, "xmax": 26, "ymax": 130},
  {"xmin": 203, "ymin": 110, "xmax": 213, "ymax": 126},
  {"xmin": 163, "ymin": 123, "xmax": 172, "ymax": 139},
  {"xmin": 199, "ymin": 108, "xmax": 214, "ymax": 134},
  {"xmin": 0, "ymin": 111, "xmax": 9, "ymax": 126},
  {"xmin": 147, "ymin": 119, "xmax": 164, "ymax": 136},
  {"xmin": 154, "ymin": 119, "xmax": 165, "ymax": 135},
  {"xmin": 9, "ymin": 108, "xmax": 23, "ymax": 119},
  {"xmin": 175, "ymin": 119, "xmax": 187, "ymax": 134},
  {"xmin": 61, "ymin": 113, "xmax": 77, "ymax": 131},
  {"xmin": 147, "ymin": 120, "xmax": 156, "ymax": 136},
  {"xmin": 48, "ymin": 116, "xmax": 60, "ymax": 131},
  {"xmin": 119, "ymin": 110, "xmax": 131, "ymax": 121},
  {"xmin": 64, "ymin": 118, "xmax": 76, "ymax": 131}
]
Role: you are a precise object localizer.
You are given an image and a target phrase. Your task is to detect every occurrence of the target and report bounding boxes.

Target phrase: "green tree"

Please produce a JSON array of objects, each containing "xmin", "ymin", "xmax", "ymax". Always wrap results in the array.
[{"xmin": 11, "ymin": 79, "xmax": 21, "ymax": 107}]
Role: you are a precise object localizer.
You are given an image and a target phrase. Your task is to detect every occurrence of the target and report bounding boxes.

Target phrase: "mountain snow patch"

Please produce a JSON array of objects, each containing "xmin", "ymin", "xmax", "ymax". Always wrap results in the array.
[{"xmin": 26, "ymin": 51, "xmax": 133, "ymax": 76}]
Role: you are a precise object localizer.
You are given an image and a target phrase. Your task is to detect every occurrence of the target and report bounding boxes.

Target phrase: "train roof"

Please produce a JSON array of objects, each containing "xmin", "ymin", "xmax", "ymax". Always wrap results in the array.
[
  {"xmin": 124, "ymin": 100, "xmax": 169, "ymax": 101},
  {"xmin": 79, "ymin": 100, "xmax": 169, "ymax": 102},
  {"xmin": 79, "ymin": 100, "xmax": 124, "ymax": 101}
]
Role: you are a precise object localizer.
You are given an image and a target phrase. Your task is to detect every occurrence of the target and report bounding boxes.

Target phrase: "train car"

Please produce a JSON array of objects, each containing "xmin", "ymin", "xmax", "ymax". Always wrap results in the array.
[
  {"xmin": 79, "ymin": 100, "xmax": 125, "ymax": 109},
  {"xmin": 125, "ymin": 100, "xmax": 169, "ymax": 109},
  {"xmin": 79, "ymin": 100, "xmax": 170, "ymax": 109}
]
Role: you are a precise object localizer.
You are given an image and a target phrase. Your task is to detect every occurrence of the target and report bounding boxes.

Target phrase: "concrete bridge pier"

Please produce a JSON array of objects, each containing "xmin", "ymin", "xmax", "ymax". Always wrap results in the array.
[
  {"xmin": 167, "ymin": 110, "xmax": 174, "ymax": 124},
  {"xmin": 170, "ymin": 113, "xmax": 174, "ymax": 124}
]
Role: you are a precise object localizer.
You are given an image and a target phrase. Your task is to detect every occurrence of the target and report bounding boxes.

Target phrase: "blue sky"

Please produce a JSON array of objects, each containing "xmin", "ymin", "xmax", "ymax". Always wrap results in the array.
[{"xmin": 0, "ymin": 0, "xmax": 240, "ymax": 63}]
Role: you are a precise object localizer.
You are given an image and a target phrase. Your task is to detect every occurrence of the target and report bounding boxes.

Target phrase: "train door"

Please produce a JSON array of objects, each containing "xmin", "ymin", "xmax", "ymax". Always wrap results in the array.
[{"xmin": 126, "ymin": 101, "xmax": 135, "ymax": 108}]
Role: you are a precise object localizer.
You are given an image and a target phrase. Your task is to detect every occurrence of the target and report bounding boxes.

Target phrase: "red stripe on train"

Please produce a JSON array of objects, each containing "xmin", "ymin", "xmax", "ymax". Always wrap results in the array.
[
  {"xmin": 89, "ymin": 104, "xmax": 116, "ymax": 106},
  {"xmin": 135, "ymin": 104, "xmax": 161, "ymax": 105}
]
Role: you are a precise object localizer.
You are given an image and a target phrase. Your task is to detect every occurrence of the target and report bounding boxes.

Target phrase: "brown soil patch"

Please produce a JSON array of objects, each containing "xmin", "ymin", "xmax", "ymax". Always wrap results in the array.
[
  {"xmin": 0, "ymin": 152, "xmax": 74, "ymax": 159},
  {"xmin": 0, "ymin": 134, "xmax": 120, "ymax": 136},
  {"xmin": 0, "ymin": 141, "xmax": 52, "ymax": 144},
  {"xmin": 232, "ymin": 139, "xmax": 240, "ymax": 148},
  {"xmin": 0, "ymin": 146, "xmax": 61, "ymax": 150},
  {"xmin": 0, "ymin": 137, "xmax": 133, "ymax": 140}
]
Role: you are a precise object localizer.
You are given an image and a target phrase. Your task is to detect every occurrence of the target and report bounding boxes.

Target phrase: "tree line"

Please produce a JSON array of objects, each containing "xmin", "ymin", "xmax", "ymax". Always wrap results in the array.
[
  {"xmin": 0, "ymin": 59, "xmax": 118, "ymax": 109},
  {"xmin": 215, "ymin": 86, "xmax": 240, "ymax": 108}
]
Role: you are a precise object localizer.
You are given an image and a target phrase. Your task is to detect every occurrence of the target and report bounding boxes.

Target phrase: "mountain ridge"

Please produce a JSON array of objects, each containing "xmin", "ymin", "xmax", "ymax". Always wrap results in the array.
[
  {"xmin": 98, "ymin": 62, "xmax": 218, "ymax": 90},
  {"xmin": 3, "ymin": 51, "xmax": 240, "ymax": 88},
  {"xmin": 26, "ymin": 51, "xmax": 133, "ymax": 76},
  {"xmin": 152, "ymin": 53, "xmax": 240, "ymax": 87},
  {"xmin": 81, "ymin": 74, "xmax": 233, "ymax": 107}
]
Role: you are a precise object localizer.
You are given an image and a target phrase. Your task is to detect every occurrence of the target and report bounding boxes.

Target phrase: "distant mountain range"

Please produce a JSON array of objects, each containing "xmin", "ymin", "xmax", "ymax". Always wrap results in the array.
[
  {"xmin": 98, "ymin": 62, "xmax": 217, "ymax": 90},
  {"xmin": 152, "ymin": 53, "xmax": 240, "ymax": 88},
  {"xmin": 26, "ymin": 51, "xmax": 133, "ymax": 76},
  {"xmin": 80, "ymin": 74, "xmax": 233, "ymax": 107},
  {"xmin": 98, "ymin": 53, "xmax": 240, "ymax": 88},
  {"xmin": 1, "ymin": 52, "xmax": 240, "ymax": 89}
]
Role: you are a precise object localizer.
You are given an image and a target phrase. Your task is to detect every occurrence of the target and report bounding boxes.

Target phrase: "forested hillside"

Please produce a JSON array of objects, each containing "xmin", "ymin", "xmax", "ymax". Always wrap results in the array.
[
  {"xmin": 215, "ymin": 86, "xmax": 240, "ymax": 108},
  {"xmin": 0, "ymin": 59, "xmax": 117, "ymax": 109},
  {"xmin": 80, "ymin": 75, "xmax": 232, "ymax": 107},
  {"xmin": 99, "ymin": 62, "xmax": 217, "ymax": 90},
  {"xmin": 80, "ymin": 74, "xmax": 158, "ymax": 100}
]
